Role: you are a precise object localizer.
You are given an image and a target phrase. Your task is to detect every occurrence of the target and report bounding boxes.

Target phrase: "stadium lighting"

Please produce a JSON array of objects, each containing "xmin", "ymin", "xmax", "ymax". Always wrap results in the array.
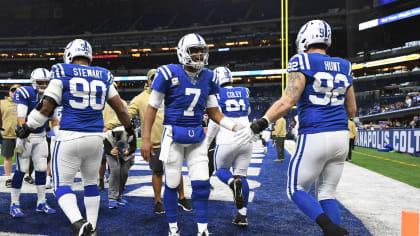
[
  {"xmin": 359, "ymin": 6, "xmax": 420, "ymax": 31},
  {"xmin": 352, "ymin": 53, "xmax": 420, "ymax": 70}
]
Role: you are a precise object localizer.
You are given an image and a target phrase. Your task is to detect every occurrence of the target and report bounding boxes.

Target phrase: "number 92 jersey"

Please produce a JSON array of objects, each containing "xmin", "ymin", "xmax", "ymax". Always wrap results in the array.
[
  {"xmin": 151, "ymin": 64, "xmax": 219, "ymax": 127},
  {"xmin": 287, "ymin": 53, "xmax": 353, "ymax": 134},
  {"xmin": 50, "ymin": 63, "xmax": 114, "ymax": 132},
  {"xmin": 217, "ymin": 87, "xmax": 250, "ymax": 118}
]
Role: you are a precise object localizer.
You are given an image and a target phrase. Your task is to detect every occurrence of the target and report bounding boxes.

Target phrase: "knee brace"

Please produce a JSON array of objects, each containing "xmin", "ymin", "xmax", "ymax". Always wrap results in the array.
[
  {"xmin": 84, "ymin": 184, "xmax": 99, "ymax": 197},
  {"xmin": 34, "ymin": 157, "xmax": 47, "ymax": 172},
  {"xmin": 165, "ymin": 169, "xmax": 181, "ymax": 189},
  {"xmin": 11, "ymin": 171, "xmax": 25, "ymax": 189},
  {"xmin": 35, "ymin": 171, "xmax": 46, "ymax": 185},
  {"xmin": 191, "ymin": 180, "xmax": 210, "ymax": 223}
]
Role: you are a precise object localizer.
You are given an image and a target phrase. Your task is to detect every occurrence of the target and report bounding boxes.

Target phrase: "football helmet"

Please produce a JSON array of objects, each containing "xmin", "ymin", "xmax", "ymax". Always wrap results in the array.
[
  {"xmin": 177, "ymin": 33, "xmax": 209, "ymax": 71},
  {"xmin": 63, "ymin": 39, "xmax": 92, "ymax": 64},
  {"xmin": 30, "ymin": 68, "xmax": 50, "ymax": 94},
  {"xmin": 214, "ymin": 67, "xmax": 233, "ymax": 86},
  {"xmin": 296, "ymin": 20, "xmax": 331, "ymax": 54}
]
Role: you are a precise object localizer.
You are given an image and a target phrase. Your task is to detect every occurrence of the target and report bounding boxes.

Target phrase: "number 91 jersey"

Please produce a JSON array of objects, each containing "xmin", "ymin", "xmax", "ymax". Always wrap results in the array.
[
  {"xmin": 50, "ymin": 63, "xmax": 113, "ymax": 132},
  {"xmin": 217, "ymin": 87, "xmax": 250, "ymax": 118},
  {"xmin": 287, "ymin": 53, "xmax": 353, "ymax": 134}
]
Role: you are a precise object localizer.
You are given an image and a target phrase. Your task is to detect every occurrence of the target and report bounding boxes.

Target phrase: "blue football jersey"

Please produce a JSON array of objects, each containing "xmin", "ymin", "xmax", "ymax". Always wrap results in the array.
[
  {"xmin": 51, "ymin": 63, "xmax": 114, "ymax": 132},
  {"xmin": 287, "ymin": 53, "xmax": 353, "ymax": 134},
  {"xmin": 13, "ymin": 86, "xmax": 48, "ymax": 133},
  {"xmin": 151, "ymin": 64, "xmax": 219, "ymax": 127},
  {"xmin": 217, "ymin": 87, "xmax": 250, "ymax": 118}
]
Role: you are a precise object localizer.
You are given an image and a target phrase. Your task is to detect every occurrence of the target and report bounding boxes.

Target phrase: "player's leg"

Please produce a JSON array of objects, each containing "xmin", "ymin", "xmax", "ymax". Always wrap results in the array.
[
  {"xmin": 32, "ymin": 140, "xmax": 55, "ymax": 214},
  {"xmin": 10, "ymin": 148, "xmax": 31, "ymax": 218},
  {"xmin": 177, "ymin": 174, "xmax": 193, "ymax": 211},
  {"xmin": 186, "ymin": 141, "xmax": 210, "ymax": 235},
  {"xmin": 149, "ymin": 148, "xmax": 165, "ymax": 213},
  {"xmin": 53, "ymin": 139, "xmax": 88, "ymax": 234},
  {"xmin": 98, "ymin": 151, "xmax": 107, "ymax": 191},
  {"xmin": 2, "ymin": 139, "xmax": 15, "ymax": 187},
  {"xmin": 118, "ymin": 156, "xmax": 133, "ymax": 204},
  {"xmin": 46, "ymin": 135, "xmax": 52, "ymax": 189},
  {"xmin": 106, "ymin": 155, "xmax": 120, "ymax": 208},
  {"xmin": 163, "ymin": 141, "xmax": 184, "ymax": 234},
  {"xmin": 316, "ymin": 131, "xmax": 348, "ymax": 225},
  {"xmin": 231, "ymin": 145, "xmax": 252, "ymax": 226},
  {"xmin": 79, "ymin": 136, "xmax": 103, "ymax": 232}
]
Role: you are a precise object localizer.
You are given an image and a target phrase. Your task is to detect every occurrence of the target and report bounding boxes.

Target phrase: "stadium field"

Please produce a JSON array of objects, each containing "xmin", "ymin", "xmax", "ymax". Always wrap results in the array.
[{"xmin": 351, "ymin": 146, "xmax": 420, "ymax": 188}]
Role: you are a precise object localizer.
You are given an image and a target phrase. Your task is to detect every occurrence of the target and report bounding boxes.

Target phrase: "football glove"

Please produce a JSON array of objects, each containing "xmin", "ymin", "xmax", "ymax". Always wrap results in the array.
[
  {"xmin": 16, "ymin": 124, "xmax": 32, "ymax": 139},
  {"xmin": 125, "ymin": 118, "xmax": 137, "ymax": 154}
]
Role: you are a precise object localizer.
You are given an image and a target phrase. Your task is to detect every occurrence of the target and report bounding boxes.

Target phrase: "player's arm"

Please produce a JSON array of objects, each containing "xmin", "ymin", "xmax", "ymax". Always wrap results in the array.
[
  {"xmin": 206, "ymin": 95, "xmax": 238, "ymax": 132},
  {"xmin": 141, "ymin": 90, "xmax": 163, "ymax": 161},
  {"xmin": 205, "ymin": 119, "xmax": 220, "ymax": 149},
  {"xmin": 344, "ymin": 85, "xmax": 357, "ymax": 119}
]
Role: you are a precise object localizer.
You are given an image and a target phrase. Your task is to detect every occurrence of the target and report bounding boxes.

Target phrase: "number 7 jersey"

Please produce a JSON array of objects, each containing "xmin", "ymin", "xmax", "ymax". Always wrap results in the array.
[
  {"xmin": 287, "ymin": 53, "xmax": 353, "ymax": 134},
  {"xmin": 50, "ymin": 63, "xmax": 114, "ymax": 132}
]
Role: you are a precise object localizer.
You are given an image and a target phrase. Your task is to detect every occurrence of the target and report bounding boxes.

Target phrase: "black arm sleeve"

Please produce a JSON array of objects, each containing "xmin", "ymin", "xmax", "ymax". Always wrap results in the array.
[{"xmin": 103, "ymin": 139, "xmax": 114, "ymax": 155}]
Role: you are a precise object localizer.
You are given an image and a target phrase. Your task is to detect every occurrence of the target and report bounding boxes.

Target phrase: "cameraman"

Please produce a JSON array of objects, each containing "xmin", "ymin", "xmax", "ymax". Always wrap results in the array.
[{"xmin": 104, "ymin": 126, "xmax": 136, "ymax": 208}]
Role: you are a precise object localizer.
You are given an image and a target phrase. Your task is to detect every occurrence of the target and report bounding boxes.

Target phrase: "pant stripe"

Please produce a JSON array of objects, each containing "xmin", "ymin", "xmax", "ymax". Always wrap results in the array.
[
  {"xmin": 16, "ymin": 152, "xmax": 21, "ymax": 172},
  {"xmin": 293, "ymin": 134, "xmax": 307, "ymax": 193},
  {"xmin": 287, "ymin": 134, "xmax": 303, "ymax": 198},
  {"xmin": 52, "ymin": 141, "xmax": 61, "ymax": 190},
  {"xmin": 213, "ymin": 144, "xmax": 219, "ymax": 171}
]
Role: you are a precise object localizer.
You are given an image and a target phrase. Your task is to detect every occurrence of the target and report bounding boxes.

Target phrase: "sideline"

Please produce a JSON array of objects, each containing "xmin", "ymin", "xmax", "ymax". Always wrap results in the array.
[{"xmin": 353, "ymin": 150, "xmax": 420, "ymax": 168}]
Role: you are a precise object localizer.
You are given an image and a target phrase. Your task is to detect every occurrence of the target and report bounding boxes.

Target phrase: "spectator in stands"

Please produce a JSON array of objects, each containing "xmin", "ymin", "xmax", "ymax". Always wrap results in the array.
[
  {"xmin": 347, "ymin": 118, "xmax": 357, "ymax": 161},
  {"xmin": 409, "ymin": 115, "xmax": 420, "ymax": 129},
  {"xmin": 0, "ymin": 85, "xmax": 19, "ymax": 187},
  {"xmin": 405, "ymin": 96, "xmax": 412, "ymax": 108}
]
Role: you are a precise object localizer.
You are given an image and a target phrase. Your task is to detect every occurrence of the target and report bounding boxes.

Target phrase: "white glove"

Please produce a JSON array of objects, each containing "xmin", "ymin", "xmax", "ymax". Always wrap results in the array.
[
  {"xmin": 15, "ymin": 138, "xmax": 31, "ymax": 155},
  {"xmin": 234, "ymin": 126, "xmax": 258, "ymax": 145}
]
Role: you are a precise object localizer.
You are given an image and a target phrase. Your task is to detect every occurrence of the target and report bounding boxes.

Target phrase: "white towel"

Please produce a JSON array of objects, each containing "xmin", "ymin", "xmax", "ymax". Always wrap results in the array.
[{"xmin": 159, "ymin": 125, "xmax": 174, "ymax": 163}]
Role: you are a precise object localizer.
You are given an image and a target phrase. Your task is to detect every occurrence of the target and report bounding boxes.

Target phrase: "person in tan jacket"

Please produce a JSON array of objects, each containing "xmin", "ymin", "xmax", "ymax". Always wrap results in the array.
[
  {"xmin": 99, "ymin": 83, "xmax": 128, "ymax": 191},
  {"xmin": 106, "ymin": 69, "xmax": 192, "ymax": 214},
  {"xmin": 272, "ymin": 116, "xmax": 286, "ymax": 162},
  {"xmin": 347, "ymin": 118, "xmax": 358, "ymax": 161},
  {"xmin": 0, "ymin": 85, "xmax": 19, "ymax": 187}
]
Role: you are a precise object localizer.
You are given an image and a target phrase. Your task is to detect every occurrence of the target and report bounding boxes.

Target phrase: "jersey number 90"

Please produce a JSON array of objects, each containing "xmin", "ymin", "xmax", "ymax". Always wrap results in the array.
[
  {"xmin": 69, "ymin": 77, "xmax": 106, "ymax": 110},
  {"xmin": 309, "ymin": 72, "xmax": 349, "ymax": 106}
]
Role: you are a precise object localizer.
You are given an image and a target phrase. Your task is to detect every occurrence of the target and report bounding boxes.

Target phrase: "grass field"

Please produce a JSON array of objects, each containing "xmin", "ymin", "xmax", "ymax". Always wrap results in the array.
[{"xmin": 351, "ymin": 146, "xmax": 420, "ymax": 188}]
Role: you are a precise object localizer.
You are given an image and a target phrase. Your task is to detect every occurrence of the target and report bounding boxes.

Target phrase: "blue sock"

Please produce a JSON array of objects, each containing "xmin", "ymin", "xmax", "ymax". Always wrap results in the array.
[
  {"xmin": 191, "ymin": 180, "xmax": 210, "ymax": 223},
  {"xmin": 164, "ymin": 184, "xmax": 178, "ymax": 223},
  {"xmin": 291, "ymin": 190, "xmax": 324, "ymax": 221},
  {"xmin": 11, "ymin": 171, "xmax": 25, "ymax": 189},
  {"xmin": 215, "ymin": 169, "xmax": 233, "ymax": 185},
  {"xmin": 320, "ymin": 199, "xmax": 340, "ymax": 225},
  {"xmin": 35, "ymin": 171, "xmax": 46, "ymax": 185},
  {"xmin": 240, "ymin": 177, "xmax": 249, "ymax": 207}
]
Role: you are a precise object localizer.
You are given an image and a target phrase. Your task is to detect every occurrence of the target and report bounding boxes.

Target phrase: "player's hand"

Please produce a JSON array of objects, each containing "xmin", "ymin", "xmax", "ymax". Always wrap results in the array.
[
  {"xmin": 125, "ymin": 118, "xmax": 138, "ymax": 154},
  {"xmin": 111, "ymin": 147, "xmax": 119, "ymax": 156},
  {"xmin": 141, "ymin": 138, "xmax": 154, "ymax": 162},
  {"xmin": 16, "ymin": 123, "xmax": 32, "ymax": 139},
  {"xmin": 234, "ymin": 126, "xmax": 257, "ymax": 145}
]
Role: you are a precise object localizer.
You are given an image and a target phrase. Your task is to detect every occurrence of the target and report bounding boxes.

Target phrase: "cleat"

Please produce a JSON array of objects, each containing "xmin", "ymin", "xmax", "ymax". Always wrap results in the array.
[
  {"xmin": 197, "ymin": 229, "xmax": 210, "ymax": 236},
  {"xmin": 232, "ymin": 213, "xmax": 248, "ymax": 226},
  {"xmin": 9, "ymin": 204, "xmax": 24, "ymax": 218},
  {"xmin": 36, "ymin": 202, "xmax": 56, "ymax": 214},
  {"xmin": 71, "ymin": 219, "xmax": 93, "ymax": 236},
  {"xmin": 109, "ymin": 200, "xmax": 118, "ymax": 209},
  {"xmin": 24, "ymin": 175, "xmax": 35, "ymax": 185},
  {"xmin": 98, "ymin": 179, "xmax": 104, "ymax": 191},
  {"xmin": 322, "ymin": 223, "xmax": 349, "ymax": 236},
  {"xmin": 5, "ymin": 179, "xmax": 12, "ymax": 188},
  {"xmin": 154, "ymin": 202, "xmax": 165, "ymax": 214},
  {"xmin": 168, "ymin": 227, "xmax": 180, "ymax": 236},
  {"xmin": 229, "ymin": 178, "xmax": 245, "ymax": 209},
  {"xmin": 117, "ymin": 198, "xmax": 128, "ymax": 205},
  {"xmin": 178, "ymin": 198, "xmax": 193, "ymax": 211}
]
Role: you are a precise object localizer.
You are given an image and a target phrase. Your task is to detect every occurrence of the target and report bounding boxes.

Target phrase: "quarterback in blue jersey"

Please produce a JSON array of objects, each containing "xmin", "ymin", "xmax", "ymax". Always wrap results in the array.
[
  {"xmin": 235, "ymin": 20, "xmax": 356, "ymax": 236},
  {"xmin": 16, "ymin": 39, "xmax": 136, "ymax": 236},
  {"xmin": 9, "ymin": 68, "xmax": 57, "ymax": 218},
  {"xmin": 141, "ymin": 33, "xmax": 241, "ymax": 236},
  {"xmin": 206, "ymin": 67, "xmax": 252, "ymax": 226}
]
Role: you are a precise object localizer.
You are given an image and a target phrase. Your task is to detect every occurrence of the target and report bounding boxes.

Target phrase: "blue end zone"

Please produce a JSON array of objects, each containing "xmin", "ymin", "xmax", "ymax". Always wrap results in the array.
[{"xmin": 0, "ymin": 145, "xmax": 371, "ymax": 235}]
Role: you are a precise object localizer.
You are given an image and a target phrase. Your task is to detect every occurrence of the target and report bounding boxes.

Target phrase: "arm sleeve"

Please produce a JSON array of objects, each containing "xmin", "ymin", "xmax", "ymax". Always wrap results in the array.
[
  {"xmin": 149, "ymin": 90, "xmax": 165, "ymax": 109},
  {"xmin": 107, "ymin": 85, "xmax": 118, "ymax": 101},
  {"xmin": 17, "ymin": 104, "xmax": 28, "ymax": 118},
  {"xmin": 44, "ymin": 79, "xmax": 63, "ymax": 105},
  {"xmin": 206, "ymin": 94, "xmax": 219, "ymax": 108}
]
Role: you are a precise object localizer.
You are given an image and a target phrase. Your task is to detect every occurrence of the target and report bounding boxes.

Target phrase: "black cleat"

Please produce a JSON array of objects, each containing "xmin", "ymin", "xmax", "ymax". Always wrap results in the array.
[
  {"xmin": 322, "ymin": 223, "xmax": 349, "ymax": 236},
  {"xmin": 154, "ymin": 202, "xmax": 165, "ymax": 214},
  {"xmin": 72, "ymin": 219, "xmax": 93, "ymax": 236},
  {"xmin": 5, "ymin": 179, "xmax": 12, "ymax": 188},
  {"xmin": 178, "ymin": 198, "xmax": 193, "ymax": 211},
  {"xmin": 24, "ymin": 175, "xmax": 35, "ymax": 185},
  {"xmin": 229, "ymin": 178, "xmax": 244, "ymax": 209},
  {"xmin": 232, "ymin": 213, "xmax": 248, "ymax": 226}
]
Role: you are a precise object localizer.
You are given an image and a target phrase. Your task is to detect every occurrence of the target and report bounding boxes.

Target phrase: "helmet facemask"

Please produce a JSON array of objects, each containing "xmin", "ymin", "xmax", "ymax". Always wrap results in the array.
[{"xmin": 183, "ymin": 45, "xmax": 209, "ymax": 71}]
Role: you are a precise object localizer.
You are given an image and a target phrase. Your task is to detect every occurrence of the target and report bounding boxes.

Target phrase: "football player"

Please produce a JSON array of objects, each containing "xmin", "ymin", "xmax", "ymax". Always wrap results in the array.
[
  {"xmin": 141, "ymin": 33, "xmax": 242, "ymax": 236},
  {"xmin": 206, "ymin": 67, "xmax": 252, "ymax": 226},
  {"xmin": 10, "ymin": 68, "xmax": 57, "ymax": 218},
  {"xmin": 235, "ymin": 20, "xmax": 356, "ymax": 236},
  {"xmin": 16, "ymin": 39, "xmax": 136, "ymax": 236}
]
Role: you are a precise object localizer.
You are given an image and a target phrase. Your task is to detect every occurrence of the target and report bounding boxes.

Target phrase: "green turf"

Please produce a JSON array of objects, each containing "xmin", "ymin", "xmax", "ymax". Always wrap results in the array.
[{"xmin": 351, "ymin": 146, "xmax": 420, "ymax": 188}]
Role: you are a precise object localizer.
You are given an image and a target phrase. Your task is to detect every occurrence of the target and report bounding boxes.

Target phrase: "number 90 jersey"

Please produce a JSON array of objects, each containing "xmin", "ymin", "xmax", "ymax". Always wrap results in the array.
[
  {"xmin": 287, "ymin": 53, "xmax": 353, "ymax": 134},
  {"xmin": 151, "ymin": 64, "xmax": 219, "ymax": 127},
  {"xmin": 217, "ymin": 87, "xmax": 250, "ymax": 118},
  {"xmin": 50, "ymin": 63, "xmax": 114, "ymax": 132}
]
